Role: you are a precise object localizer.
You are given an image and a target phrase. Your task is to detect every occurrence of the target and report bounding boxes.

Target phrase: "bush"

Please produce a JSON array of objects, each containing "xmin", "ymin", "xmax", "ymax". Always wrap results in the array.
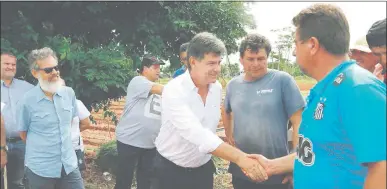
[{"xmin": 95, "ymin": 140, "xmax": 119, "ymax": 175}]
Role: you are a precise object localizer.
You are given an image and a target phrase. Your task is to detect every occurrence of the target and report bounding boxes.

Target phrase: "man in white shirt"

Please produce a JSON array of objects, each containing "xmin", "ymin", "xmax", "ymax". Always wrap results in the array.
[
  {"xmin": 60, "ymin": 79, "xmax": 91, "ymax": 172},
  {"xmin": 153, "ymin": 32, "xmax": 268, "ymax": 189}
]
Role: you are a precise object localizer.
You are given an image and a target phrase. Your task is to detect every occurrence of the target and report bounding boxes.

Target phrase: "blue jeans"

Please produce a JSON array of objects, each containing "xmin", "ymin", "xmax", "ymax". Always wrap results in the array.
[
  {"xmin": 6, "ymin": 140, "xmax": 26, "ymax": 189},
  {"xmin": 25, "ymin": 167, "xmax": 84, "ymax": 189}
]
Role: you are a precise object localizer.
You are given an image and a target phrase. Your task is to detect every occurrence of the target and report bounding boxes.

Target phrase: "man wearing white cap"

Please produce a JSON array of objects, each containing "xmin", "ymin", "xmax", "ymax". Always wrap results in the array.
[{"xmin": 349, "ymin": 36, "xmax": 378, "ymax": 73}]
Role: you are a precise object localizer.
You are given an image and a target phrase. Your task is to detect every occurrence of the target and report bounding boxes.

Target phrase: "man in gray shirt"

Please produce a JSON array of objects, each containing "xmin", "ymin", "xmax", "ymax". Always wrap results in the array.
[
  {"xmin": 222, "ymin": 34, "xmax": 305, "ymax": 189},
  {"xmin": 114, "ymin": 54, "xmax": 164, "ymax": 189},
  {"xmin": 1, "ymin": 52, "xmax": 34, "ymax": 189}
]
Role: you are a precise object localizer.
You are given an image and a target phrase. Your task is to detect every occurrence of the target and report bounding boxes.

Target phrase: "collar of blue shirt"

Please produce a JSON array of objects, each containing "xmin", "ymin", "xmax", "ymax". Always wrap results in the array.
[
  {"xmin": 310, "ymin": 60, "xmax": 354, "ymax": 97},
  {"xmin": 1, "ymin": 78, "xmax": 19, "ymax": 88},
  {"xmin": 35, "ymin": 84, "xmax": 66, "ymax": 102}
]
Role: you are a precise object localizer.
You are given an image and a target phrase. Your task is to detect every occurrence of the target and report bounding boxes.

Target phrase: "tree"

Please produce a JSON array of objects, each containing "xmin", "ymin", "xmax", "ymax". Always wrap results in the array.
[
  {"xmin": 1, "ymin": 2, "xmax": 255, "ymax": 123},
  {"xmin": 1, "ymin": 2, "xmax": 255, "ymax": 68},
  {"xmin": 268, "ymin": 26, "xmax": 306, "ymax": 77},
  {"xmin": 221, "ymin": 63, "xmax": 241, "ymax": 79}
]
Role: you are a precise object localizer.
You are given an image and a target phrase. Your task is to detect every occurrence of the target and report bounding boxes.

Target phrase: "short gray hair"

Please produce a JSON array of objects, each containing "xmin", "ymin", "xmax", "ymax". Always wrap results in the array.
[
  {"xmin": 27, "ymin": 47, "xmax": 58, "ymax": 70},
  {"xmin": 187, "ymin": 32, "xmax": 226, "ymax": 70}
]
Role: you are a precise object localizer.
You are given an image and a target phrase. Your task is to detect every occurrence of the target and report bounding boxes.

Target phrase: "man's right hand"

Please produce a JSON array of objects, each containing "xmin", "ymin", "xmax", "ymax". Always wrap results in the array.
[
  {"xmin": 246, "ymin": 154, "xmax": 275, "ymax": 176},
  {"xmin": 237, "ymin": 154, "xmax": 268, "ymax": 182},
  {"xmin": 1, "ymin": 150, "xmax": 7, "ymax": 168},
  {"xmin": 373, "ymin": 63, "xmax": 384, "ymax": 82}
]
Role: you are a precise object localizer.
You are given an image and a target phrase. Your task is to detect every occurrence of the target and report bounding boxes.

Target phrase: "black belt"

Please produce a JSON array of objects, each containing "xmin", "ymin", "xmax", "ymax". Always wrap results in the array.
[{"xmin": 6, "ymin": 137, "xmax": 22, "ymax": 143}]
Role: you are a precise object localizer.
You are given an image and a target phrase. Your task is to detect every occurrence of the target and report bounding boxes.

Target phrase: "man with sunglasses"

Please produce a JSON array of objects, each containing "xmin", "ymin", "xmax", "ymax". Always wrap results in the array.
[
  {"xmin": 172, "ymin": 42, "xmax": 189, "ymax": 78},
  {"xmin": 1, "ymin": 52, "xmax": 34, "ymax": 189},
  {"xmin": 17, "ymin": 47, "xmax": 84, "ymax": 189},
  {"xmin": 114, "ymin": 54, "xmax": 164, "ymax": 189}
]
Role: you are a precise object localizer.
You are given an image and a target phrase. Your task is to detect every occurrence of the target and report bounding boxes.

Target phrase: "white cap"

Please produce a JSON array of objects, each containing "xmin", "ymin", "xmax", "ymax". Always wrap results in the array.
[{"xmin": 350, "ymin": 36, "xmax": 371, "ymax": 53}]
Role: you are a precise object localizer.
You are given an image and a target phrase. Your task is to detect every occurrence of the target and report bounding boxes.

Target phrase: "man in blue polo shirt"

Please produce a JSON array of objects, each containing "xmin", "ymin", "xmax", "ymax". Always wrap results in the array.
[
  {"xmin": 247, "ymin": 4, "xmax": 386, "ymax": 189},
  {"xmin": 172, "ymin": 42, "xmax": 189, "ymax": 78}
]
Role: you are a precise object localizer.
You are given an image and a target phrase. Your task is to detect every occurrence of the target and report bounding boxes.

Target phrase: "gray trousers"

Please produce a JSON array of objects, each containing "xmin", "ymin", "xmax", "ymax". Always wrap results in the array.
[{"xmin": 24, "ymin": 167, "xmax": 84, "ymax": 189}]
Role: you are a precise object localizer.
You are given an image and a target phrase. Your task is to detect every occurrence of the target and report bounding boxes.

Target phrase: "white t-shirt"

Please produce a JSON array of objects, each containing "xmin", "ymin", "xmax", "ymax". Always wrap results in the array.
[{"xmin": 71, "ymin": 100, "xmax": 91, "ymax": 151}]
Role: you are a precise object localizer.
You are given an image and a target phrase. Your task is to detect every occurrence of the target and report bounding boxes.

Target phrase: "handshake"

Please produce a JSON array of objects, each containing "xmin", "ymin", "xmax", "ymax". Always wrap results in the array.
[{"xmin": 236, "ymin": 154, "xmax": 293, "ymax": 184}]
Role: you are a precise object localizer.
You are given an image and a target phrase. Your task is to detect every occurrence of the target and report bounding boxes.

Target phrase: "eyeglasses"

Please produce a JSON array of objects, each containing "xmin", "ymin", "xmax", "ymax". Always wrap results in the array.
[{"xmin": 37, "ymin": 65, "xmax": 59, "ymax": 74}]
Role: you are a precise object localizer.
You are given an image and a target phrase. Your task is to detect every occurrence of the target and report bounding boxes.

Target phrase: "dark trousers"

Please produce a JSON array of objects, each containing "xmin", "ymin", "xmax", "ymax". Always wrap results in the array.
[
  {"xmin": 114, "ymin": 141, "xmax": 156, "ymax": 189},
  {"xmin": 1, "ymin": 168, "xmax": 4, "ymax": 189},
  {"xmin": 6, "ymin": 140, "xmax": 26, "ymax": 189},
  {"xmin": 24, "ymin": 167, "xmax": 84, "ymax": 189},
  {"xmin": 152, "ymin": 151, "xmax": 215, "ymax": 189},
  {"xmin": 232, "ymin": 176, "xmax": 289, "ymax": 189}
]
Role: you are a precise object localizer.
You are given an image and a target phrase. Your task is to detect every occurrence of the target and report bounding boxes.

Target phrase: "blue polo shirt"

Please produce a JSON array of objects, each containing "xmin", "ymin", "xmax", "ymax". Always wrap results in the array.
[
  {"xmin": 294, "ymin": 61, "xmax": 386, "ymax": 189},
  {"xmin": 172, "ymin": 65, "xmax": 186, "ymax": 78}
]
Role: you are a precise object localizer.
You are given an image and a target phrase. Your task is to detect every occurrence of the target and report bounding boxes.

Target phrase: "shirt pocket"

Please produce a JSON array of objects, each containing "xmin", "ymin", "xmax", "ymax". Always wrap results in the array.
[
  {"xmin": 31, "ymin": 112, "xmax": 50, "ymax": 124},
  {"xmin": 61, "ymin": 106, "xmax": 73, "ymax": 124}
]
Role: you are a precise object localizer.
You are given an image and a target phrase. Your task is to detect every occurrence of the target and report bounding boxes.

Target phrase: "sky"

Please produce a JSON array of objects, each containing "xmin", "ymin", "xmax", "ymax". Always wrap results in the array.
[{"xmin": 225, "ymin": 2, "xmax": 386, "ymax": 68}]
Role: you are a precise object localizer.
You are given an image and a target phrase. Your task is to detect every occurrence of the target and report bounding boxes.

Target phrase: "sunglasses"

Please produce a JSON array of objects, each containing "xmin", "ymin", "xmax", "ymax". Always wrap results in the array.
[{"xmin": 37, "ymin": 65, "xmax": 59, "ymax": 74}]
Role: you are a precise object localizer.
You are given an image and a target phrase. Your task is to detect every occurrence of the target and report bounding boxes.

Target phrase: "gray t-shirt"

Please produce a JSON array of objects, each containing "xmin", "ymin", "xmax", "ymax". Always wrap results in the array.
[
  {"xmin": 224, "ymin": 69, "xmax": 305, "ymax": 184},
  {"xmin": 115, "ymin": 76, "xmax": 162, "ymax": 148}
]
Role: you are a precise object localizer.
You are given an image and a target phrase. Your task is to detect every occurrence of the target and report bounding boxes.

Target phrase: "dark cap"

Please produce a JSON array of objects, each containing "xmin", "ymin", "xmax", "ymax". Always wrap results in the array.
[
  {"xmin": 366, "ymin": 18, "xmax": 386, "ymax": 48},
  {"xmin": 142, "ymin": 54, "xmax": 165, "ymax": 67}
]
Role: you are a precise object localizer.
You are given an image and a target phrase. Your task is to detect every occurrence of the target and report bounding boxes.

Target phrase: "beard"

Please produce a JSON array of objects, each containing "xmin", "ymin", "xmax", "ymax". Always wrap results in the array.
[{"xmin": 38, "ymin": 74, "xmax": 62, "ymax": 93}]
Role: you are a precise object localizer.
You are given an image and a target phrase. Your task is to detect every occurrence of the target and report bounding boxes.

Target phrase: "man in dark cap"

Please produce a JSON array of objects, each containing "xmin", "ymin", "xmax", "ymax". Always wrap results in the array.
[
  {"xmin": 114, "ymin": 54, "xmax": 165, "ymax": 189},
  {"xmin": 366, "ymin": 18, "xmax": 386, "ymax": 83}
]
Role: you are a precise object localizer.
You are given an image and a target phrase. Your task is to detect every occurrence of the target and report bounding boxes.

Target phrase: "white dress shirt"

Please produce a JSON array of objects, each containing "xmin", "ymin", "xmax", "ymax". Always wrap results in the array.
[
  {"xmin": 71, "ymin": 100, "xmax": 91, "ymax": 151},
  {"xmin": 155, "ymin": 71, "xmax": 224, "ymax": 168}
]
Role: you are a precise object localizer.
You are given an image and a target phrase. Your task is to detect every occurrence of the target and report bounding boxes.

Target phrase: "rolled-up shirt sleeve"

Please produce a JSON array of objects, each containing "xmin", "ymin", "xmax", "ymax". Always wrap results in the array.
[{"xmin": 162, "ymin": 86, "xmax": 223, "ymax": 154}]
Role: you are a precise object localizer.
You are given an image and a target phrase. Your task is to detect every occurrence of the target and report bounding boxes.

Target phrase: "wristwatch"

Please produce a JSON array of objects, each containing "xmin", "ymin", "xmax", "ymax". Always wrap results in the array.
[{"xmin": 0, "ymin": 145, "xmax": 8, "ymax": 153}]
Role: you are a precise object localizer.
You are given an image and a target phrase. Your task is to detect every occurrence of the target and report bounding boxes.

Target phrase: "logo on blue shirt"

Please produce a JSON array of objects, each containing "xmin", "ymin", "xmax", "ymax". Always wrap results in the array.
[{"xmin": 297, "ymin": 134, "xmax": 316, "ymax": 166}]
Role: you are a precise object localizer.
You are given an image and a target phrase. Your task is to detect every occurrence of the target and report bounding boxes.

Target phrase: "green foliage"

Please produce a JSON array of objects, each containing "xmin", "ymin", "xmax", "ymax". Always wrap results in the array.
[
  {"xmin": 1, "ymin": 1, "xmax": 254, "ymax": 120},
  {"xmin": 268, "ymin": 26, "xmax": 307, "ymax": 77},
  {"xmin": 221, "ymin": 63, "xmax": 241, "ymax": 78},
  {"xmin": 95, "ymin": 140, "xmax": 118, "ymax": 175},
  {"xmin": 1, "ymin": 2, "xmax": 255, "ymax": 67}
]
